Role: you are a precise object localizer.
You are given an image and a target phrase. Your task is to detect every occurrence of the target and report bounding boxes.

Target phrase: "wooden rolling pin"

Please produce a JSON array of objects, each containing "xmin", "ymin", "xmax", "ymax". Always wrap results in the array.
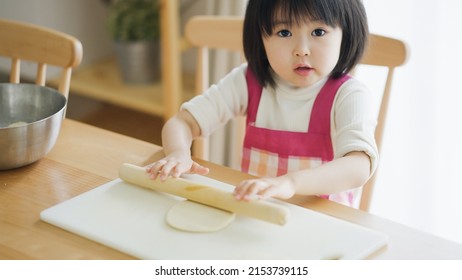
[{"xmin": 119, "ymin": 163, "xmax": 289, "ymax": 225}]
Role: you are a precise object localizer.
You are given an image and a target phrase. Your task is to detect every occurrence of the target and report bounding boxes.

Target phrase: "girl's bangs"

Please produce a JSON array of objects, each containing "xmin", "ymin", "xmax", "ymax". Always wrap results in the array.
[{"xmin": 261, "ymin": 0, "xmax": 339, "ymax": 35}]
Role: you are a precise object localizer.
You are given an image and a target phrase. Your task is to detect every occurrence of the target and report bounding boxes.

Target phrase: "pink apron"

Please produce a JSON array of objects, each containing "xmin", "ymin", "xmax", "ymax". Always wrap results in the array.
[{"xmin": 241, "ymin": 69, "xmax": 355, "ymax": 206}]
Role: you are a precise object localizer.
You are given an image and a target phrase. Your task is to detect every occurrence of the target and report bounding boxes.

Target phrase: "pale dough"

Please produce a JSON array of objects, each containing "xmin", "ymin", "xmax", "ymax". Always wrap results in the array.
[
  {"xmin": 7, "ymin": 121, "xmax": 28, "ymax": 128},
  {"xmin": 166, "ymin": 200, "xmax": 236, "ymax": 233}
]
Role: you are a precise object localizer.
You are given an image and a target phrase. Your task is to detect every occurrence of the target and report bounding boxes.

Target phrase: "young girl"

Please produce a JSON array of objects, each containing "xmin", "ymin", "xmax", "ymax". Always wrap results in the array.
[{"xmin": 147, "ymin": 0, "xmax": 378, "ymax": 207}]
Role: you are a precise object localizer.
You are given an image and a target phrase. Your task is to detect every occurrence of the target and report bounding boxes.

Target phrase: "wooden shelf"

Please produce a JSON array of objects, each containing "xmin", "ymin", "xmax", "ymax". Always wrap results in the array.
[
  {"xmin": 49, "ymin": 0, "xmax": 186, "ymax": 120},
  {"xmin": 53, "ymin": 57, "xmax": 195, "ymax": 117}
]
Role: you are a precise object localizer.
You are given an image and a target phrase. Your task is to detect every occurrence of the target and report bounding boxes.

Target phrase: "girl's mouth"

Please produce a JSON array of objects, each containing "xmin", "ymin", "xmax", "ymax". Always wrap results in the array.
[{"xmin": 294, "ymin": 66, "xmax": 313, "ymax": 76}]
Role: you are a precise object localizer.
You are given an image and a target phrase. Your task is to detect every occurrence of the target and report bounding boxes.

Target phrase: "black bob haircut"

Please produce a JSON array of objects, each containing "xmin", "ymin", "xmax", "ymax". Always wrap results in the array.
[{"xmin": 243, "ymin": 0, "xmax": 369, "ymax": 87}]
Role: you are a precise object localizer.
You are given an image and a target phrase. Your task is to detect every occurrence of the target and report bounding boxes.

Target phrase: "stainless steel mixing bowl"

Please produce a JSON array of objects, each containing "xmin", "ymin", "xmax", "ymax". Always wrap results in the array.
[{"xmin": 0, "ymin": 83, "xmax": 67, "ymax": 170}]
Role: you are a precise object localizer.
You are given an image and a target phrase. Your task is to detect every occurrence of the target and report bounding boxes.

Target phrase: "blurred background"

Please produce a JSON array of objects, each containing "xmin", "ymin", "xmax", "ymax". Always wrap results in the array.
[
  {"xmin": 1, "ymin": 0, "xmax": 461, "ymax": 246},
  {"xmin": 362, "ymin": 0, "xmax": 462, "ymax": 246}
]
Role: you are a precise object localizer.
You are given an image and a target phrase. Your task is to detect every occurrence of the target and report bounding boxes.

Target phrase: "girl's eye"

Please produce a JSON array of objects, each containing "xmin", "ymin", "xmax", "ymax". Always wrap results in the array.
[
  {"xmin": 276, "ymin": 29, "xmax": 292, "ymax": 37},
  {"xmin": 311, "ymin": 29, "xmax": 326, "ymax": 37}
]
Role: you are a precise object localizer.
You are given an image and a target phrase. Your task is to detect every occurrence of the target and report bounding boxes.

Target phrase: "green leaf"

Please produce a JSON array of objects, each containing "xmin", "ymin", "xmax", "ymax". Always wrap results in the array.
[{"xmin": 107, "ymin": 0, "xmax": 160, "ymax": 41}]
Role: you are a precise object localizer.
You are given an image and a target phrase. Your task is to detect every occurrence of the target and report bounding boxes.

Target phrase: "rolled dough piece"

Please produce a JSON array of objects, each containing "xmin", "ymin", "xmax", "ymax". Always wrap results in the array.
[{"xmin": 166, "ymin": 200, "xmax": 236, "ymax": 233}]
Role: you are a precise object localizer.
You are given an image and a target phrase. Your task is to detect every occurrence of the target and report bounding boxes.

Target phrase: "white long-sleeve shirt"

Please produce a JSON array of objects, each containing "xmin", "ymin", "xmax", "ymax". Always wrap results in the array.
[{"xmin": 182, "ymin": 63, "xmax": 378, "ymax": 173}]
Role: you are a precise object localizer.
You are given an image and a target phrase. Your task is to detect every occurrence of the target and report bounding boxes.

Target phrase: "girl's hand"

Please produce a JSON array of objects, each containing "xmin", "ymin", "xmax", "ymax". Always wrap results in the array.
[
  {"xmin": 146, "ymin": 151, "xmax": 209, "ymax": 181},
  {"xmin": 233, "ymin": 176, "xmax": 296, "ymax": 201}
]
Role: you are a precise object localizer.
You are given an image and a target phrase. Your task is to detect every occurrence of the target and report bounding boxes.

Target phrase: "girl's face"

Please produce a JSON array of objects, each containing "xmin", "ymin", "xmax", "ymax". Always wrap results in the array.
[{"xmin": 263, "ymin": 19, "xmax": 343, "ymax": 88}]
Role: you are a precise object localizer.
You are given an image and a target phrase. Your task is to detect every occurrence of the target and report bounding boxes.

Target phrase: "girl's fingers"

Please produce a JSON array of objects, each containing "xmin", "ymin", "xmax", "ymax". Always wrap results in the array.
[
  {"xmin": 146, "ymin": 159, "xmax": 179, "ymax": 181},
  {"xmin": 233, "ymin": 180, "xmax": 250, "ymax": 200},
  {"xmin": 234, "ymin": 180, "xmax": 263, "ymax": 201},
  {"xmin": 146, "ymin": 160, "xmax": 166, "ymax": 179},
  {"xmin": 146, "ymin": 160, "xmax": 165, "ymax": 172},
  {"xmin": 244, "ymin": 182, "xmax": 263, "ymax": 200},
  {"xmin": 189, "ymin": 162, "xmax": 209, "ymax": 175},
  {"xmin": 234, "ymin": 179, "xmax": 285, "ymax": 201},
  {"xmin": 147, "ymin": 159, "xmax": 207, "ymax": 180},
  {"xmin": 158, "ymin": 160, "xmax": 179, "ymax": 181}
]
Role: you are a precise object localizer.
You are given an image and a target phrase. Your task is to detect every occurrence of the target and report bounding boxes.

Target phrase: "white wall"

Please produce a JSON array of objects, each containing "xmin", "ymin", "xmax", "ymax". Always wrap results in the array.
[
  {"xmin": 362, "ymin": 0, "xmax": 462, "ymax": 245},
  {"xmin": 0, "ymin": 0, "xmax": 113, "ymax": 78}
]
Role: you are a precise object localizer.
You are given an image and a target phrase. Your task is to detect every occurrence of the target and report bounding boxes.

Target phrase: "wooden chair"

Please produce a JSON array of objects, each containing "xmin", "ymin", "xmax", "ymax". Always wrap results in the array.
[
  {"xmin": 0, "ymin": 18, "xmax": 83, "ymax": 98},
  {"xmin": 185, "ymin": 16, "xmax": 407, "ymax": 211},
  {"xmin": 355, "ymin": 35, "xmax": 408, "ymax": 211},
  {"xmin": 185, "ymin": 16, "xmax": 244, "ymax": 161}
]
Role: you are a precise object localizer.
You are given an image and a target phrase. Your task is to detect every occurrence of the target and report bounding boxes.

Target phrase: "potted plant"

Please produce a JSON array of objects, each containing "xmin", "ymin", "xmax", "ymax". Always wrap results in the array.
[{"xmin": 106, "ymin": 0, "xmax": 160, "ymax": 84}]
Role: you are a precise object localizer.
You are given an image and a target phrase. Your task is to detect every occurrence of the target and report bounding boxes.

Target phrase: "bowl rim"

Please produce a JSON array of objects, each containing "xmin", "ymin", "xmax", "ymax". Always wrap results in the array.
[{"xmin": 0, "ymin": 83, "xmax": 67, "ymax": 130}]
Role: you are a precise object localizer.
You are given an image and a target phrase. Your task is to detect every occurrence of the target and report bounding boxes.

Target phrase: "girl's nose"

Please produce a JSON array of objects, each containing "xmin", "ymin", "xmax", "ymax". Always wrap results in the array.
[
  {"xmin": 294, "ymin": 38, "xmax": 311, "ymax": 56},
  {"xmin": 294, "ymin": 47, "xmax": 310, "ymax": 56}
]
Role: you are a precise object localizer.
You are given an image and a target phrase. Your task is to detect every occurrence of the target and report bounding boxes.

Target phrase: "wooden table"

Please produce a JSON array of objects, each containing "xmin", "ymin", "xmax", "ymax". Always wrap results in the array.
[{"xmin": 1, "ymin": 119, "xmax": 462, "ymax": 259}]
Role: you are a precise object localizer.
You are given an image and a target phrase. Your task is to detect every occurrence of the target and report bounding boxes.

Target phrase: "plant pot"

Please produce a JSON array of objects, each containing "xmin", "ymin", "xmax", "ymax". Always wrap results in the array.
[{"xmin": 114, "ymin": 40, "xmax": 160, "ymax": 84}]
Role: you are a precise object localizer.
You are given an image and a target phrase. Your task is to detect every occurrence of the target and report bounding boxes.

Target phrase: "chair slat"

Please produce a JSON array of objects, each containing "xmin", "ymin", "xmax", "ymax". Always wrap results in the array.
[
  {"xmin": 10, "ymin": 58, "xmax": 20, "ymax": 83},
  {"xmin": 36, "ymin": 63, "xmax": 47, "ymax": 86}
]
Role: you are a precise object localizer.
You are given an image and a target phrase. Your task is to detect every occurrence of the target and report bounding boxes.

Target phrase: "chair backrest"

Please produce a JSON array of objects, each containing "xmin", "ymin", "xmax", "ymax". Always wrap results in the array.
[
  {"xmin": 185, "ymin": 16, "xmax": 407, "ymax": 211},
  {"xmin": 0, "ymin": 19, "xmax": 83, "ymax": 98},
  {"xmin": 355, "ymin": 34, "xmax": 407, "ymax": 211},
  {"xmin": 185, "ymin": 16, "xmax": 244, "ymax": 160}
]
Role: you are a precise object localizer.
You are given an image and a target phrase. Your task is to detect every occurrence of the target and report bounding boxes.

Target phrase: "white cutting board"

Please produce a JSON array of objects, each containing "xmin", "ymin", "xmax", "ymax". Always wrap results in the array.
[{"xmin": 40, "ymin": 175, "xmax": 387, "ymax": 259}]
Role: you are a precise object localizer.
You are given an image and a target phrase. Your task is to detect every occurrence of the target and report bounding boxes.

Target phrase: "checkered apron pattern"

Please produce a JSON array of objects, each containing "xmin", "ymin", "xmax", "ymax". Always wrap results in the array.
[{"xmin": 241, "ymin": 69, "xmax": 355, "ymax": 207}]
